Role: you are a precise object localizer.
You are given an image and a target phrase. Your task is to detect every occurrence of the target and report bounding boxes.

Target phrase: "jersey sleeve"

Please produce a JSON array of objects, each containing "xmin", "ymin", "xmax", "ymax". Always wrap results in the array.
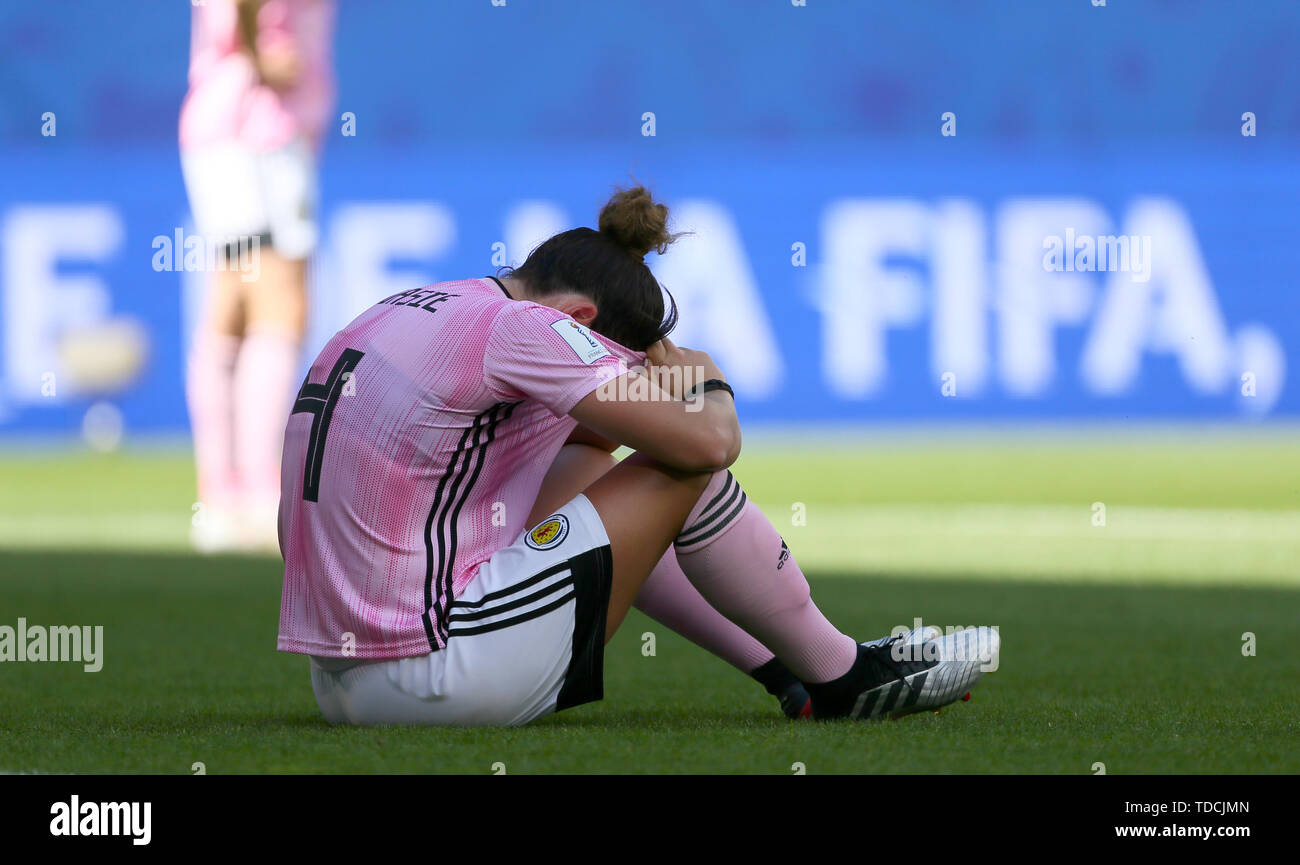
[{"xmin": 482, "ymin": 303, "xmax": 633, "ymax": 416}]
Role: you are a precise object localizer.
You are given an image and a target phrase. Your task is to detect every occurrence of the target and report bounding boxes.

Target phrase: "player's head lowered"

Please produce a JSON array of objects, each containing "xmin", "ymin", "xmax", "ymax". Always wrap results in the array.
[{"xmin": 502, "ymin": 185, "xmax": 680, "ymax": 351}]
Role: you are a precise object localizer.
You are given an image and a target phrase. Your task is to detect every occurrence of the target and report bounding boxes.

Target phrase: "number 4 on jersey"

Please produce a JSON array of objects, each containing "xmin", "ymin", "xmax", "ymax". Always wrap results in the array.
[{"xmin": 292, "ymin": 349, "xmax": 364, "ymax": 502}]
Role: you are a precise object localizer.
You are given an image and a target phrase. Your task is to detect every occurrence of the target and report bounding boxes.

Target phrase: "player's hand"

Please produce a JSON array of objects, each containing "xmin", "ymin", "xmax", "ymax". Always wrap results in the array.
[
  {"xmin": 256, "ymin": 45, "xmax": 302, "ymax": 90},
  {"xmin": 643, "ymin": 338, "xmax": 726, "ymax": 399},
  {"xmin": 645, "ymin": 339, "xmax": 670, "ymax": 367},
  {"xmin": 654, "ymin": 338, "xmax": 727, "ymax": 383}
]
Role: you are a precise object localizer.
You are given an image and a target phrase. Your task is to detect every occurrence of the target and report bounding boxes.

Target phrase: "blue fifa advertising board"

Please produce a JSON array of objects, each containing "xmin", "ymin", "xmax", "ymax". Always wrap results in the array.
[{"xmin": 1, "ymin": 1, "xmax": 1296, "ymax": 436}]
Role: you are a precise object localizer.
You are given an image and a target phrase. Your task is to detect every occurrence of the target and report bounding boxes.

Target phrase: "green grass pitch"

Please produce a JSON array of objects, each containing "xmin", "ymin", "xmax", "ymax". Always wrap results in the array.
[{"xmin": 2, "ymin": 431, "xmax": 1298, "ymax": 774}]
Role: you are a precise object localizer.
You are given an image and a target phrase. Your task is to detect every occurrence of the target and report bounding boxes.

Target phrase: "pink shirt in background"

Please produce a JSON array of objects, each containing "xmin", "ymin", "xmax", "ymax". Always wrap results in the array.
[
  {"xmin": 277, "ymin": 279, "xmax": 644, "ymax": 658},
  {"xmin": 180, "ymin": 0, "xmax": 335, "ymax": 152}
]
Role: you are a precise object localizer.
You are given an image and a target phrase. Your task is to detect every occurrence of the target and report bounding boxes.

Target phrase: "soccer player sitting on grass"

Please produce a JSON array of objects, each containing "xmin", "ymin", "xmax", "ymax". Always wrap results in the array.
[{"xmin": 276, "ymin": 186, "xmax": 999, "ymax": 725}]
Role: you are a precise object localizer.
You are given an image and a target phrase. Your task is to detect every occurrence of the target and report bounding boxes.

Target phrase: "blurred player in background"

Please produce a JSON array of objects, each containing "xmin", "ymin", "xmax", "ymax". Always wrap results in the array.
[{"xmin": 180, "ymin": 0, "xmax": 335, "ymax": 552}]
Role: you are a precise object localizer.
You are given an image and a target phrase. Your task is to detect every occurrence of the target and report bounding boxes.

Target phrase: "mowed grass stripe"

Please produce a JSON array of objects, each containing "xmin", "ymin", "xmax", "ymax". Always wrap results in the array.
[
  {"xmin": 1, "ymin": 503, "xmax": 1295, "ymax": 588},
  {"xmin": 769, "ymin": 503, "xmax": 1300, "ymax": 586}
]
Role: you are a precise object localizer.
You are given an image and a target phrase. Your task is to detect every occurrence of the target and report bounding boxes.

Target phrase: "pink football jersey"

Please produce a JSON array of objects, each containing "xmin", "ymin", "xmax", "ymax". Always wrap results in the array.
[
  {"xmin": 179, "ymin": 0, "xmax": 335, "ymax": 152},
  {"xmin": 277, "ymin": 278, "xmax": 641, "ymax": 658}
]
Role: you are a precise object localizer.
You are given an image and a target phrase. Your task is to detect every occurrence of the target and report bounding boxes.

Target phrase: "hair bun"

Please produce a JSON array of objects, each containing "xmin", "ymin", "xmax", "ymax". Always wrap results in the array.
[{"xmin": 598, "ymin": 185, "xmax": 676, "ymax": 258}]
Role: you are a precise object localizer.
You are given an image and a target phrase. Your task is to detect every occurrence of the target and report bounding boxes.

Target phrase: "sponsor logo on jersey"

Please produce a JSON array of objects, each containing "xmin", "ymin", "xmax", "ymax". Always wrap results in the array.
[
  {"xmin": 777, "ymin": 538, "xmax": 790, "ymax": 570},
  {"xmin": 526, "ymin": 514, "xmax": 570, "ymax": 551},
  {"xmin": 551, "ymin": 319, "xmax": 611, "ymax": 364}
]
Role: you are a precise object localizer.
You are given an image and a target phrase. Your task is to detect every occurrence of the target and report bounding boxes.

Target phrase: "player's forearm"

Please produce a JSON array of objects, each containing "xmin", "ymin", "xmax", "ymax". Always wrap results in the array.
[{"xmin": 611, "ymin": 391, "xmax": 739, "ymax": 472}]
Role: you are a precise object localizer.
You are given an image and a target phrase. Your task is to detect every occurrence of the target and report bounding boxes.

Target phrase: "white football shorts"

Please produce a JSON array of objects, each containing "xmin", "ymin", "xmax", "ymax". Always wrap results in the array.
[
  {"xmin": 181, "ymin": 137, "xmax": 318, "ymax": 261},
  {"xmin": 308, "ymin": 494, "xmax": 614, "ymax": 727}
]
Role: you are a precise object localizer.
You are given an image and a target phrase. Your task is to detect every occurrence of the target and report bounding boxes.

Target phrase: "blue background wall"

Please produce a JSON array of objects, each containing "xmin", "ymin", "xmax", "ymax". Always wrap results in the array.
[{"xmin": 1, "ymin": 1, "xmax": 1297, "ymax": 435}]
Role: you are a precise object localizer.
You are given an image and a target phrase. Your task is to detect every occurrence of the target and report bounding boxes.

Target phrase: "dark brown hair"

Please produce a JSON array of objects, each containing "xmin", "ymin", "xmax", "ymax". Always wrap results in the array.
[{"xmin": 503, "ymin": 185, "xmax": 680, "ymax": 351}]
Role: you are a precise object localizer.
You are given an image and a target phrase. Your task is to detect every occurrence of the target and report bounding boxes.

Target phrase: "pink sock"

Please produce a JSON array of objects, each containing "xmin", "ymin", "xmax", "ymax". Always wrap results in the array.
[
  {"xmin": 674, "ymin": 471, "xmax": 858, "ymax": 684},
  {"xmin": 186, "ymin": 331, "xmax": 240, "ymax": 510},
  {"xmin": 234, "ymin": 328, "xmax": 300, "ymax": 511},
  {"xmin": 635, "ymin": 551, "xmax": 776, "ymax": 674}
]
